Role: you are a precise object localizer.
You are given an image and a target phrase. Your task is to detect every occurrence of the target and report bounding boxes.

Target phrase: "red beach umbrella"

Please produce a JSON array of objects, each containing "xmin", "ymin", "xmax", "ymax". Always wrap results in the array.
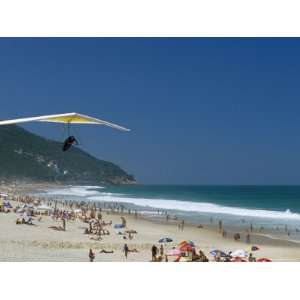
[
  {"xmin": 257, "ymin": 258, "xmax": 272, "ymax": 262},
  {"xmin": 180, "ymin": 244, "xmax": 194, "ymax": 252}
]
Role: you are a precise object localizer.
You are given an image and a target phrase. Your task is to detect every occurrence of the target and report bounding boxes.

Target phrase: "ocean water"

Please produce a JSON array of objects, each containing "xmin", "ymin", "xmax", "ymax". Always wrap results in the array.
[{"xmin": 43, "ymin": 185, "xmax": 300, "ymax": 231}]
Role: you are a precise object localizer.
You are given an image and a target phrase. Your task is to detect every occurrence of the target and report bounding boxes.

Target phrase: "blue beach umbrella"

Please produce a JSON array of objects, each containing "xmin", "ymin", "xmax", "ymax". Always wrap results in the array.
[
  {"xmin": 251, "ymin": 245, "xmax": 260, "ymax": 251},
  {"xmin": 158, "ymin": 237, "xmax": 173, "ymax": 243},
  {"xmin": 210, "ymin": 249, "xmax": 227, "ymax": 257}
]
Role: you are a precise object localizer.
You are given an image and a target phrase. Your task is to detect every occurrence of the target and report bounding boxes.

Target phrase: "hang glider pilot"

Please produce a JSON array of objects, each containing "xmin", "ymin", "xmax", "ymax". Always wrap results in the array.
[{"xmin": 62, "ymin": 135, "xmax": 78, "ymax": 152}]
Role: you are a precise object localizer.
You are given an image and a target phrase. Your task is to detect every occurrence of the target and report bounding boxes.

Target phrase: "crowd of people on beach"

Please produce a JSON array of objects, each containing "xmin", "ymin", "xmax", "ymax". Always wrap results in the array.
[{"xmin": 0, "ymin": 190, "xmax": 298, "ymax": 262}]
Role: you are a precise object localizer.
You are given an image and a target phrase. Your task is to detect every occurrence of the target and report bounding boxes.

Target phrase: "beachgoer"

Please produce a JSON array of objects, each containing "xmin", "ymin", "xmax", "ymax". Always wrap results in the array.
[
  {"xmin": 218, "ymin": 220, "xmax": 223, "ymax": 232},
  {"xmin": 62, "ymin": 217, "xmax": 66, "ymax": 231},
  {"xmin": 234, "ymin": 233, "xmax": 240, "ymax": 241},
  {"xmin": 89, "ymin": 249, "xmax": 95, "ymax": 262},
  {"xmin": 121, "ymin": 216, "xmax": 127, "ymax": 228},
  {"xmin": 222, "ymin": 229, "xmax": 227, "ymax": 238},
  {"xmin": 249, "ymin": 253, "xmax": 256, "ymax": 262},
  {"xmin": 124, "ymin": 243, "xmax": 129, "ymax": 259},
  {"xmin": 160, "ymin": 244, "xmax": 164, "ymax": 256},
  {"xmin": 100, "ymin": 249, "xmax": 114, "ymax": 254},
  {"xmin": 151, "ymin": 244, "xmax": 158, "ymax": 261},
  {"xmin": 246, "ymin": 233, "xmax": 251, "ymax": 244}
]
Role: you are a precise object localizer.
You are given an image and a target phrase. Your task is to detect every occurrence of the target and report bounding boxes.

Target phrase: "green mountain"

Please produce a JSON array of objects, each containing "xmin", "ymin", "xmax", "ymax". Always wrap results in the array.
[{"xmin": 0, "ymin": 125, "xmax": 135, "ymax": 184}]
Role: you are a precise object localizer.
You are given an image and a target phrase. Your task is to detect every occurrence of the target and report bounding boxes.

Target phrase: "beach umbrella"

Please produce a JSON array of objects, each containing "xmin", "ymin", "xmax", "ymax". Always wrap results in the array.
[
  {"xmin": 159, "ymin": 237, "xmax": 173, "ymax": 243},
  {"xmin": 179, "ymin": 244, "xmax": 194, "ymax": 252},
  {"xmin": 230, "ymin": 257, "xmax": 247, "ymax": 262},
  {"xmin": 257, "ymin": 258, "xmax": 272, "ymax": 262},
  {"xmin": 179, "ymin": 240, "xmax": 195, "ymax": 247},
  {"xmin": 179, "ymin": 241, "xmax": 188, "ymax": 246},
  {"xmin": 166, "ymin": 249, "xmax": 181, "ymax": 256},
  {"xmin": 210, "ymin": 250, "xmax": 227, "ymax": 257},
  {"xmin": 187, "ymin": 240, "xmax": 196, "ymax": 247},
  {"xmin": 231, "ymin": 249, "xmax": 248, "ymax": 258},
  {"xmin": 251, "ymin": 246, "xmax": 260, "ymax": 252}
]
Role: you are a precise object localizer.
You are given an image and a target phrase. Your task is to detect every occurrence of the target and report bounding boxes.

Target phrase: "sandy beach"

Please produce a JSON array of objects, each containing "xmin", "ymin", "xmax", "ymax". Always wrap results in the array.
[{"xmin": 0, "ymin": 184, "xmax": 300, "ymax": 262}]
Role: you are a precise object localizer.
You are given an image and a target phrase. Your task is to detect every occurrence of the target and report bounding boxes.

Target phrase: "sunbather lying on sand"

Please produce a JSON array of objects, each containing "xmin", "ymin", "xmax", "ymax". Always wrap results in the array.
[
  {"xmin": 49, "ymin": 225, "xmax": 65, "ymax": 231},
  {"xmin": 90, "ymin": 236, "xmax": 102, "ymax": 241},
  {"xmin": 128, "ymin": 248, "xmax": 139, "ymax": 253},
  {"xmin": 125, "ymin": 230, "xmax": 138, "ymax": 234},
  {"xmin": 100, "ymin": 249, "xmax": 114, "ymax": 254}
]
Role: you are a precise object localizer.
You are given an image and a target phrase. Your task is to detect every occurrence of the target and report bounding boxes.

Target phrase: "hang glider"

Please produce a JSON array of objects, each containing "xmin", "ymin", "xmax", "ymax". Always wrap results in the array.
[
  {"xmin": 0, "ymin": 112, "xmax": 130, "ymax": 131},
  {"xmin": 0, "ymin": 112, "xmax": 130, "ymax": 152}
]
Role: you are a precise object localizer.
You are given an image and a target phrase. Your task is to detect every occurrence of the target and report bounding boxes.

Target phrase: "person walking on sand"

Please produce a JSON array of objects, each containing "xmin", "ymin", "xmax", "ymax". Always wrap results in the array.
[
  {"xmin": 124, "ymin": 243, "xmax": 129, "ymax": 259},
  {"xmin": 151, "ymin": 244, "xmax": 158, "ymax": 261},
  {"xmin": 181, "ymin": 219, "xmax": 185, "ymax": 231},
  {"xmin": 160, "ymin": 244, "xmax": 164, "ymax": 257},
  {"xmin": 246, "ymin": 233, "xmax": 251, "ymax": 244},
  {"xmin": 218, "ymin": 220, "xmax": 223, "ymax": 232},
  {"xmin": 121, "ymin": 216, "xmax": 127, "ymax": 228},
  {"xmin": 89, "ymin": 249, "xmax": 95, "ymax": 262},
  {"xmin": 62, "ymin": 217, "xmax": 66, "ymax": 231}
]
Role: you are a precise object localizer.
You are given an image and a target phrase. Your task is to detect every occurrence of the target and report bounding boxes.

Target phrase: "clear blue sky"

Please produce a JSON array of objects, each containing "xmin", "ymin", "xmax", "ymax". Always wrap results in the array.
[{"xmin": 0, "ymin": 38, "xmax": 300, "ymax": 185}]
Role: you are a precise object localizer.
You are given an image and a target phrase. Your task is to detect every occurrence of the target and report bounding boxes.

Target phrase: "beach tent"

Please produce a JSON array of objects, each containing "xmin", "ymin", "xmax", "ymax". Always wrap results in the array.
[{"xmin": 231, "ymin": 249, "xmax": 248, "ymax": 258}]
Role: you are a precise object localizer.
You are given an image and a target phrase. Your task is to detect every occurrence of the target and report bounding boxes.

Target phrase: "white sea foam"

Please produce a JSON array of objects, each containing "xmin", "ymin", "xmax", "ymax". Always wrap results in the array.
[
  {"xmin": 47, "ymin": 185, "xmax": 104, "ymax": 197},
  {"xmin": 45, "ymin": 186, "xmax": 300, "ymax": 221},
  {"xmin": 87, "ymin": 195, "xmax": 300, "ymax": 221}
]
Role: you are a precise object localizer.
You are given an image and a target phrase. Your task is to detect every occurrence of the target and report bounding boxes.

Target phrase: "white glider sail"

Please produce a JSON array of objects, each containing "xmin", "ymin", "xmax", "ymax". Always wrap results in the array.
[{"xmin": 0, "ymin": 112, "xmax": 130, "ymax": 131}]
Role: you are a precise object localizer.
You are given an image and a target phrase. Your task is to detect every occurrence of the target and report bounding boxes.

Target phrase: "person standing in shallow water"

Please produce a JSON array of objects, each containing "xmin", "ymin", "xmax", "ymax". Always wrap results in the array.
[{"xmin": 218, "ymin": 220, "xmax": 223, "ymax": 232}]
